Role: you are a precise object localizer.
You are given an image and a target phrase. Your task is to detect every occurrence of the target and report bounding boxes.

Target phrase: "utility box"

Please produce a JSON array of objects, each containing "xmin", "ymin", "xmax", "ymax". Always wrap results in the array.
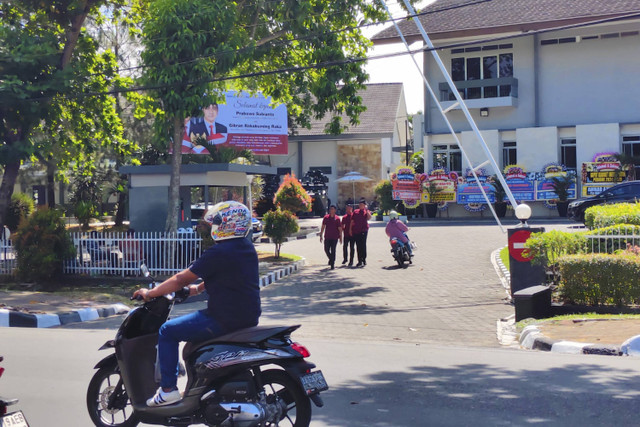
[{"xmin": 513, "ymin": 285, "xmax": 551, "ymax": 322}]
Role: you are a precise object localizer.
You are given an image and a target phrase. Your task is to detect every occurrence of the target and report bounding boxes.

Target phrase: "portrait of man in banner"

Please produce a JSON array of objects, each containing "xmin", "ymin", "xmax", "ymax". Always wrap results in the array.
[{"xmin": 189, "ymin": 103, "xmax": 228, "ymax": 146}]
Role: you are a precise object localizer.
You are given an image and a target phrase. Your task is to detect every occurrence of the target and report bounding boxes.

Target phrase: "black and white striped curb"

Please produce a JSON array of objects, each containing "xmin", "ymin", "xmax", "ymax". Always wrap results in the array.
[
  {"xmin": 519, "ymin": 324, "xmax": 623, "ymax": 356},
  {"xmin": 259, "ymin": 258, "xmax": 306, "ymax": 288},
  {"xmin": 0, "ymin": 303, "xmax": 130, "ymax": 329}
]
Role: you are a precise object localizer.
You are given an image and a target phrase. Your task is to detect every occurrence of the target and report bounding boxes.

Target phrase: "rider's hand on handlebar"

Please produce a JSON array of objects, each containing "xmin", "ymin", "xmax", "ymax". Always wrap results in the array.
[
  {"xmin": 132, "ymin": 288, "xmax": 150, "ymax": 301},
  {"xmin": 188, "ymin": 284, "xmax": 200, "ymax": 296}
]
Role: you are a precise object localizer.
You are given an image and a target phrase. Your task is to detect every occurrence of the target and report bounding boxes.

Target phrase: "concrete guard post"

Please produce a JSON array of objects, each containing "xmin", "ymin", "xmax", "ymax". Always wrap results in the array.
[{"xmin": 507, "ymin": 227, "xmax": 546, "ymax": 296}]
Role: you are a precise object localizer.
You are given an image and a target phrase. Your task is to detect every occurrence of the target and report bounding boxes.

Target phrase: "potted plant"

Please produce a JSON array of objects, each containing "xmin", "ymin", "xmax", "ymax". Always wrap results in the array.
[
  {"xmin": 491, "ymin": 175, "xmax": 508, "ymax": 218},
  {"xmin": 551, "ymin": 175, "xmax": 574, "ymax": 217},
  {"xmin": 424, "ymin": 181, "xmax": 441, "ymax": 218}
]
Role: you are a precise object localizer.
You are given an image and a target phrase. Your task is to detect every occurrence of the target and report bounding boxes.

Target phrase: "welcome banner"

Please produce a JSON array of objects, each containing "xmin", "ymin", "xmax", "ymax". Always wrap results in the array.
[{"xmin": 181, "ymin": 91, "xmax": 288, "ymax": 155}]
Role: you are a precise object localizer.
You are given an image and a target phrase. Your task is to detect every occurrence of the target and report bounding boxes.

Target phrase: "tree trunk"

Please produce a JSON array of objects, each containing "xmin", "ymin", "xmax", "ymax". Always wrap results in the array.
[
  {"xmin": 114, "ymin": 188, "xmax": 127, "ymax": 227},
  {"xmin": 46, "ymin": 161, "xmax": 56, "ymax": 208},
  {"xmin": 0, "ymin": 162, "xmax": 21, "ymax": 228},
  {"xmin": 164, "ymin": 117, "xmax": 184, "ymax": 233}
]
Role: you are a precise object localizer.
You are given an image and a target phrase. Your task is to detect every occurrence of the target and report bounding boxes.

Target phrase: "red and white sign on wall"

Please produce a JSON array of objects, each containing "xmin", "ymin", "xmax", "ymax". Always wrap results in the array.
[
  {"xmin": 509, "ymin": 229, "xmax": 533, "ymax": 263},
  {"xmin": 181, "ymin": 91, "xmax": 288, "ymax": 156}
]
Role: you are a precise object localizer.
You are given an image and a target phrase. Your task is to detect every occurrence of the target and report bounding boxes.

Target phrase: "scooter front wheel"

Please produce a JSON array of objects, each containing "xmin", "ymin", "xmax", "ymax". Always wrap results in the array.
[
  {"xmin": 87, "ymin": 366, "xmax": 139, "ymax": 427},
  {"xmin": 261, "ymin": 369, "xmax": 311, "ymax": 427}
]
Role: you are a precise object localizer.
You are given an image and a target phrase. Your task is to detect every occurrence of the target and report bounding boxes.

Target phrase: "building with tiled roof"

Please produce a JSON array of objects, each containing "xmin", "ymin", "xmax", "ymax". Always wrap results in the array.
[
  {"xmin": 373, "ymin": 0, "xmax": 640, "ymax": 218},
  {"xmin": 269, "ymin": 83, "xmax": 409, "ymax": 207}
]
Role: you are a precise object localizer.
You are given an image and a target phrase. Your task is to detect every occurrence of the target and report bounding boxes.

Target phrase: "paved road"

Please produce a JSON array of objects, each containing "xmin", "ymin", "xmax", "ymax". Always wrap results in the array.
[
  {"xmin": 3, "ymin": 328, "xmax": 640, "ymax": 427},
  {"xmin": 254, "ymin": 219, "xmax": 515, "ymax": 346}
]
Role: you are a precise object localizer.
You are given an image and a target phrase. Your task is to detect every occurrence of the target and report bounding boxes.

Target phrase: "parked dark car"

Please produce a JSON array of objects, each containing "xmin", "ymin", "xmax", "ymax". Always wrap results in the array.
[{"xmin": 567, "ymin": 181, "xmax": 640, "ymax": 222}]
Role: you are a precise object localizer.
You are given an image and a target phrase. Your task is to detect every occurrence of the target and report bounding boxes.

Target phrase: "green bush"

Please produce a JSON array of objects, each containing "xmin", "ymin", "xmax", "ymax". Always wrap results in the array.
[
  {"xmin": 74, "ymin": 200, "xmax": 98, "ymax": 230},
  {"xmin": 12, "ymin": 208, "xmax": 76, "ymax": 285},
  {"xmin": 584, "ymin": 202, "xmax": 640, "ymax": 229},
  {"xmin": 6, "ymin": 192, "xmax": 34, "ymax": 231},
  {"xmin": 584, "ymin": 224, "xmax": 640, "ymax": 254},
  {"xmin": 525, "ymin": 229, "xmax": 587, "ymax": 266},
  {"xmin": 374, "ymin": 180, "xmax": 395, "ymax": 213},
  {"xmin": 263, "ymin": 208, "xmax": 299, "ymax": 258},
  {"xmin": 558, "ymin": 253, "xmax": 640, "ymax": 306}
]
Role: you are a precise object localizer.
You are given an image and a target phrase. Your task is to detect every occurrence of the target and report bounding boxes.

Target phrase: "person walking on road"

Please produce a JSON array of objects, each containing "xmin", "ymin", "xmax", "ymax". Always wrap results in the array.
[
  {"xmin": 352, "ymin": 198, "xmax": 372, "ymax": 267},
  {"xmin": 320, "ymin": 205, "xmax": 342, "ymax": 269},
  {"xmin": 341, "ymin": 204, "xmax": 355, "ymax": 266}
]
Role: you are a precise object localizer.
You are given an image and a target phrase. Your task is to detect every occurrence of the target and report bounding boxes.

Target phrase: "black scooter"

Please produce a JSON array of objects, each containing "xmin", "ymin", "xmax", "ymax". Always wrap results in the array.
[
  {"xmin": 390, "ymin": 237, "xmax": 412, "ymax": 267},
  {"xmin": 0, "ymin": 356, "xmax": 30, "ymax": 427},
  {"xmin": 86, "ymin": 265, "xmax": 327, "ymax": 427}
]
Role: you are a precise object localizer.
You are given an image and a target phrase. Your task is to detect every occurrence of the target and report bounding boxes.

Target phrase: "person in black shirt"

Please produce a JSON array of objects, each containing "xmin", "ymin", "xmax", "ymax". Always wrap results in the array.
[{"xmin": 133, "ymin": 201, "xmax": 260, "ymax": 407}]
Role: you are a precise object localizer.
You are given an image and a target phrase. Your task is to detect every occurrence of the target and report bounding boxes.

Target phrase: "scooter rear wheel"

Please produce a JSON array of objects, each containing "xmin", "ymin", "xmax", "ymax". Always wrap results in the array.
[
  {"xmin": 87, "ymin": 366, "xmax": 139, "ymax": 427},
  {"xmin": 261, "ymin": 369, "xmax": 311, "ymax": 427}
]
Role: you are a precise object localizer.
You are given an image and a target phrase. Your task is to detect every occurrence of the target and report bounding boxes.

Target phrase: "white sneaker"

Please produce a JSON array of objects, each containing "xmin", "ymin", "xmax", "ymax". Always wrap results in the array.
[{"xmin": 146, "ymin": 387, "xmax": 181, "ymax": 407}]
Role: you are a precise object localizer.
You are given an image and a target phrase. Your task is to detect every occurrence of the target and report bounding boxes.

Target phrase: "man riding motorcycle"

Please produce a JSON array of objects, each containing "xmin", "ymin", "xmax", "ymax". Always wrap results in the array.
[
  {"xmin": 132, "ymin": 201, "xmax": 260, "ymax": 407},
  {"xmin": 384, "ymin": 210, "xmax": 413, "ymax": 256}
]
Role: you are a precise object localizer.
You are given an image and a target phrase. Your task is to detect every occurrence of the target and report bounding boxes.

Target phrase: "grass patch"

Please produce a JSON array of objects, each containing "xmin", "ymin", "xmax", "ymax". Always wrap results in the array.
[
  {"xmin": 516, "ymin": 313, "xmax": 640, "ymax": 330},
  {"xmin": 257, "ymin": 251, "xmax": 302, "ymax": 263},
  {"xmin": 499, "ymin": 246, "xmax": 509, "ymax": 269}
]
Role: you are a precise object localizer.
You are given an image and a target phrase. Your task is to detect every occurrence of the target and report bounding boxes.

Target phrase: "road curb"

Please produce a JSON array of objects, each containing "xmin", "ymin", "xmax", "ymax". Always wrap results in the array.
[
  {"xmin": 518, "ymin": 324, "xmax": 623, "ymax": 356},
  {"xmin": 259, "ymin": 258, "xmax": 306, "ymax": 288},
  {"xmin": 0, "ymin": 303, "xmax": 130, "ymax": 329}
]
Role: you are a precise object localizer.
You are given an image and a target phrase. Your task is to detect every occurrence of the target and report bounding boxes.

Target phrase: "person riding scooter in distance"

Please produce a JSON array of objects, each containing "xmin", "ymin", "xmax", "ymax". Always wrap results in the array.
[
  {"xmin": 132, "ymin": 201, "xmax": 261, "ymax": 407},
  {"xmin": 385, "ymin": 210, "xmax": 413, "ymax": 256}
]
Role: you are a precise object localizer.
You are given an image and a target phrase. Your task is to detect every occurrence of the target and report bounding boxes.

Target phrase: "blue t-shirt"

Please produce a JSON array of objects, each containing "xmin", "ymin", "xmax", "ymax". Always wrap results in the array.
[{"xmin": 190, "ymin": 238, "xmax": 261, "ymax": 332}]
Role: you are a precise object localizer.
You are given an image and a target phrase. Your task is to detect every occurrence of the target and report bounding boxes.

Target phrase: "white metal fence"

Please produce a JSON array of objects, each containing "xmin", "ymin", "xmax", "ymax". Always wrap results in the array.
[
  {"xmin": 0, "ymin": 239, "xmax": 16, "ymax": 275},
  {"xmin": 64, "ymin": 231, "xmax": 204, "ymax": 277},
  {"xmin": 585, "ymin": 226, "xmax": 640, "ymax": 254}
]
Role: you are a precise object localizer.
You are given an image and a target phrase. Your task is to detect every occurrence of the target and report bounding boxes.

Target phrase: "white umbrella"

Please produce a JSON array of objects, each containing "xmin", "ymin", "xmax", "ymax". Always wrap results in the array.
[{"xmin": 336, "ymin": 172, "xmax": 373, "ymax": 204}]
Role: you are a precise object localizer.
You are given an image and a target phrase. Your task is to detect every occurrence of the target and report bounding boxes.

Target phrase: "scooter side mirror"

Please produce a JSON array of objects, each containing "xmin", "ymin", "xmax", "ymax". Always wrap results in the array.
[{"xmin": 140, "ymin": 264, "xmax": 150, "ymax": 278}]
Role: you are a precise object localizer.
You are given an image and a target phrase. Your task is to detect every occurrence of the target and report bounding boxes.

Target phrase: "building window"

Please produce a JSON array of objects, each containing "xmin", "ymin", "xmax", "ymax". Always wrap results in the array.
[
  {"xmin": 450, "ymin": 52, "xmax": 513, "ymax": 100},
  {"xmin": 622, "ymin": 136, "xmax": 640, "ymax": 157},
  {"xmin": 433, "ymin": 144, "xmax": 462, "ymax": 173},
  {"xmin": 561, "ymin": 139, "xmax": 577, "ymax": 170},
  {"xmin": 502, "ymin": 141, "xmax": 517, "ymax": 168}
]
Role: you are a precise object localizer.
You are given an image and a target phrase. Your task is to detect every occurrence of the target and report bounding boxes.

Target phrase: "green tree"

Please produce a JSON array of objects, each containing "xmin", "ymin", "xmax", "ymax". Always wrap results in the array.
[
  {"xmin": 0, "ymin": 1, "xmax": 135, "ymax": 227},
  {"xmin": 274, "ymin": 174, "xmax": 312, "ymax": 214},
  {"xmin": 263, "ymin": 208, "xmax": 299, "ymax": 258},
  {"xmin": 374, "ymin": 180, "xmax": 395, "ymax": 213},
  {"xmin": 135, "ymin": 0, "xmax": 416, "ymax": 231}
]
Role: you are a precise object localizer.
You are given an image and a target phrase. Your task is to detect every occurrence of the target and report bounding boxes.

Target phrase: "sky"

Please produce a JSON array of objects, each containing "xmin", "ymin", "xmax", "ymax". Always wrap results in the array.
[{"xmin": 363, "ymin": 0, "xmax": 436, "ymax": 114}]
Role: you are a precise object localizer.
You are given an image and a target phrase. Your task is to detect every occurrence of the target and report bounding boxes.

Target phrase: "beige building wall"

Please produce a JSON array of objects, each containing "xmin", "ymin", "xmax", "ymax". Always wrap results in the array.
[{"xmin": 337, "ymin": 143, "xmax": 381, "ymax": 205}]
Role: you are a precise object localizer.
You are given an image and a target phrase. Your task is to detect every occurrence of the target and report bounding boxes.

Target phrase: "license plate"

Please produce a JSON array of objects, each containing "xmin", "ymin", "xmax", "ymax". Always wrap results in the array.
[
  {"xmin": 300, "ymin": 370, "xmax": 328, "ymax": 395},
  {"xmin": 0, "ymin": 411, "xmax": 29, "ymax": 427}
]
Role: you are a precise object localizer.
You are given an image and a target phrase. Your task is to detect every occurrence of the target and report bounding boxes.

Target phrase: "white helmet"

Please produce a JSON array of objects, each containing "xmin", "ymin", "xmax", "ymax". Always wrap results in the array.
[
  {"xmin": 389, "ymin": 210, "xmax": 399, "ymax": 220},
  {"xmin": 203, "ymin": 201, "xmax": 251, "ymax": 241}
]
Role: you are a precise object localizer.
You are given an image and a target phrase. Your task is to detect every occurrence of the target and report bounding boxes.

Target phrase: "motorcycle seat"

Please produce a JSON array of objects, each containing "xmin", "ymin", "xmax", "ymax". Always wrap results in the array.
[{"xmin": 183, "ymin": 325, "xmax": 300, "ymax": 360}]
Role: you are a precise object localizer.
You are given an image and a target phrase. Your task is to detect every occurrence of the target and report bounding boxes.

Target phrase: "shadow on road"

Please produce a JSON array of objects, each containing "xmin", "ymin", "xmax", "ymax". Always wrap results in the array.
[
  {"xmin": 314, "ymin": 362, "xmax": 640, "ymax": 426},
  {"xmin": 261, "ymin": 268, "xmax": 404, "ymax": 319}
]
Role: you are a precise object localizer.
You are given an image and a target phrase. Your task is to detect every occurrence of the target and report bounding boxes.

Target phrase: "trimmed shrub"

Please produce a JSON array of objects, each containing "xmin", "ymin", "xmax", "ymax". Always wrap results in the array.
[
  {"xmin": 263, "ymin": 208, "xmax": 299, "ymax": 258},
  {"xmin": 525, "ymin": 229, "xmax": 588, "ymax": 266},
  {"xmin": 12, "ymin": 208, "xmax": 76, "ymax": 285},
  {"xmin": 558, "ymin": 253, "xmax": 640, "ymax": 306},
  {"xmin": 274, "ymin": 174, "xmax": 312, "ymax": 214},
  {"xmin": 584, "ymin": 202, "xmax": 640, "ymax": 229},
  {"xmin": 6, "ymin": 192, "xmax": 34, "ymax": 231},
  {"xmin": 374, "ymin": 180, "xmax": 395, "ymax": 214}
]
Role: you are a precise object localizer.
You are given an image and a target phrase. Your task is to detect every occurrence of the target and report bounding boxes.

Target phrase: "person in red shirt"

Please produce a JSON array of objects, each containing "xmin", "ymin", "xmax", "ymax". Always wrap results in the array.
[
  {"xmin": 320, "ymin": 205, "xmax": 343, "ymax": 269},
  {"xmin": 341, "ymin": 204, "xmax": 355, "ymax": 266},
  {"xmin": 351, "ymin": 199, "xmax": 372, "ymax": 267}
]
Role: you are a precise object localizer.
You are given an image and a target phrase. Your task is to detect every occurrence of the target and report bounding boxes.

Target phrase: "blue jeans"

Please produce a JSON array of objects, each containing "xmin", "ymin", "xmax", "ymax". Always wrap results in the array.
[{"xmin": 158, "ymin": 309, "xmax": 225, "ymax": 389}]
